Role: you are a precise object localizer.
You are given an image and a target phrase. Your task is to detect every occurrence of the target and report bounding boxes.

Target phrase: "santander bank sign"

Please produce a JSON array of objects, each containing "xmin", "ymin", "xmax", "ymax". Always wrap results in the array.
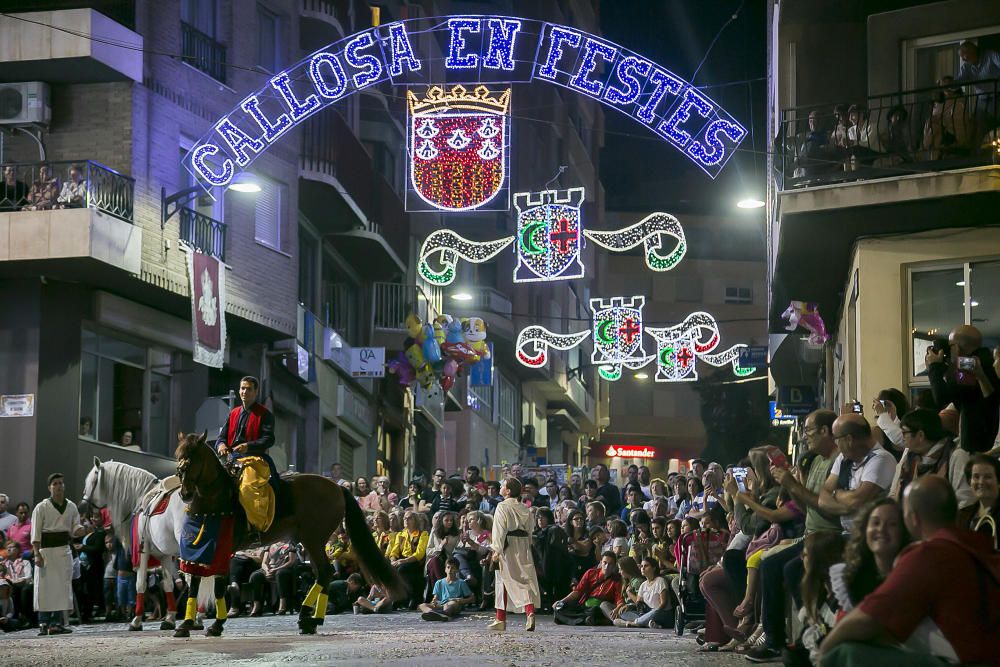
[{"xmin": 605, "ymin": 445, "xmax": 657, "ymax": 459}]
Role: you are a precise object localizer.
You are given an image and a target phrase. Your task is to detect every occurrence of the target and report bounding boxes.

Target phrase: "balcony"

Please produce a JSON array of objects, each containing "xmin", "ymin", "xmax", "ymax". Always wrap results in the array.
[
  {"xmin": 299, "ymin": 108, "xmax": 408, "ymax": 279},
  {"xmin": 180, "ymin": 21, "xmax": 226, "ymax": 84},
  {"xmin": 770, "ymin": 78, "xmax": 1000, "ymax": 338},
  {"xmin": 777, "ymin": 78, "xmax": 1000, "ymax": 203},
  {"xmin": 178, "ymin": 206, "xmax": 226, "ymax": 261},
  {"xmin": 0, "ymin": 8, "xmax": 142, "ymax": 83},
  {"xmin": 2, "ymin": 160, "xmax": 134, "ymax": 221},
  {"xmin": 0, "ymin": 160, "xmax": 139, "ymax": 270}
]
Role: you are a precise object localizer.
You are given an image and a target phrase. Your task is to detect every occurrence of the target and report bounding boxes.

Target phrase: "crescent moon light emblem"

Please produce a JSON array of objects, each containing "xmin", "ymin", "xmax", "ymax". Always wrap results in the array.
[
  {"xmin": 596, "ymin": 319, "xmax": 615, "ymax": 344},
  {"xmin": 519, "ymin": 220, "xmax": 545, "ymax": 255}
]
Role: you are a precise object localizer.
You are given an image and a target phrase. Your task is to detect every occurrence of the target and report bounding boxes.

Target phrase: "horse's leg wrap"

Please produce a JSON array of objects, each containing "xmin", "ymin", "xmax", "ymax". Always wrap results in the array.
[
  {"xmin": 313, "ymin": 593, "xmax": 328, "ymax": 620},
  {"xmin": 302, "ymin": 582, "xmax": 322, "ymax": 609},
  {"xmin": 215, "ymin": 599, "xmax": 228, "ymax": 621},
  {"xmin": 185, "ymin": 597, "xmax": 198, "ymax": 622}
]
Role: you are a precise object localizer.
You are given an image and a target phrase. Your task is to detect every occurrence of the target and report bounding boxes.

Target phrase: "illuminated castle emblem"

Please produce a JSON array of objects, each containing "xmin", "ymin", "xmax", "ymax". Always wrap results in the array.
[
  {"xmin": 407, "ymin": 85, "xmax": 511, "ymax": 211},
  {"xmin": 591, "ymin": 296, "xmax": 650, "ymax": 381},
  {"xmin": 514, "ymin": 187, "xmax": 586, "ymax": 283}
]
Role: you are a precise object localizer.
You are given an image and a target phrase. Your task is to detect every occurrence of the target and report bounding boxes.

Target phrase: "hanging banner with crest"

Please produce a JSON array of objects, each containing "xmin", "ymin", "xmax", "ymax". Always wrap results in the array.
[{"xmin": 186, "ymin": 249, "xmax": 227, "ymax": 368}]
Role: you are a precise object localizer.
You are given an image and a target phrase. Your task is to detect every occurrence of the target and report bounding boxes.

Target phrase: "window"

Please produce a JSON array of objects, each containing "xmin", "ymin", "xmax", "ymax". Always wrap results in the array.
[
  {"xmin": 79, "ymin": 328, "xmax": 174, "ymax": 457},
  {"xmin": 469, "ymin": 376, "xmax": 495, "ymax": 422},
  {"xmin": 298, "ymin": 224, "xmax": 318, "ymax": 312},
  {"xmin": 910, "ymin": 266, "xmax": 964, "ymax": 377},
  {"xmin": 257, "ymin": 5, "xmax": 280, "ymax": 73},
  {"xmin": 181, "ymin": 0, "xmax": 217, "ymax": 37},
  {"xmin": 725, "ymin": 286, "xmax": 753, "ymax": 304},
  {"xmin": 498, "ymin": 373, "xmax": 520, "ymax": 443},
  {"xmin": 909, "ymin": 260, "xmax": 1000, "ymax": 379},
  {"xmin": 254, "ymin": 178, "xmax": 286, "ymax": 251}
]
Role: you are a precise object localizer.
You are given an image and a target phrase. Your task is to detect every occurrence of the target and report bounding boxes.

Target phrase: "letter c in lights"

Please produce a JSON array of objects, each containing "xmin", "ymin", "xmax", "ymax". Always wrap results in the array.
[{"xmin": 191, "ymin": 144, "xmax": 233, "ymax": 188}]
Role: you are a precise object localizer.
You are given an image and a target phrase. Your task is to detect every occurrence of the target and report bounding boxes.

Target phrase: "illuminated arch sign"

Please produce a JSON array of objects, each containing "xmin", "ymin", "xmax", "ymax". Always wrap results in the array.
[{"xmin": 185, "ymin": 15, "xmax": 747, "ymax": 190}]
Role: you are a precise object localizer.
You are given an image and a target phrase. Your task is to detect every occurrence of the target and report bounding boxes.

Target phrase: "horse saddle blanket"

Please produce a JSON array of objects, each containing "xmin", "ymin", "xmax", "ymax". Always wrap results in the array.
[
  {"xmin": 238, "ymin": 456, "xmax": 275, "ymax": 533},
  {"xmin": 179, "ymin": 513, "xmax": 236, "ymax": 577},
  {"xmin": 127, "ymin": 477, "xmax": 182, "ymax": 569}
]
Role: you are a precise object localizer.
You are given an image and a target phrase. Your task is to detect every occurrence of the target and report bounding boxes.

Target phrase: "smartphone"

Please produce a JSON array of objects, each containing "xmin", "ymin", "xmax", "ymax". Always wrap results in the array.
[
  {"xmin": 851, "ymin": 401, "xmax": 863, "ymax": 414},
  {"xmin": 957, "ymin": 356, "xmax": 976, "ymax": 371},
  {"xmin": 878, "ymin": 399, "xmax": 886, "ymax": 408},
  {"xmin": 766, "ymin": 448, "xmax": 789, "ymax": 469},
  {"xmin": 732, "ymin": 467, "xmax": 748, "ymax": 492}
]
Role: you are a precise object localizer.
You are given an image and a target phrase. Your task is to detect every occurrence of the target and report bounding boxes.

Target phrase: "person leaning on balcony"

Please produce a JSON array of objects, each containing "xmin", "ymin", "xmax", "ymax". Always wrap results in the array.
[
  {"xmin": 0, "ymin": 166, "xmax": 28, "ymax": 211},
  {"xmin": 955, "ymin": 40, "xmax": 1000, "ymax": 103},
  {"xmin": 925, "ymin": 324, "xmax": 1000, "ymax": 453},
  {"xmin": 24, "ymin": 165, "xmax": 60, "ymax": 211},
  {"xmin": 56, "ymin": 165, "xmax": 86, "ymax": 209}
]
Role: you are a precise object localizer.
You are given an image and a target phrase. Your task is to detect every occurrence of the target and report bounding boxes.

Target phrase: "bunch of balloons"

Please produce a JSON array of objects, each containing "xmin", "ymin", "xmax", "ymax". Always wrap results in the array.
[{"xmin": 387, "ymin": 313, "xmax": 491, "ymax": 391}]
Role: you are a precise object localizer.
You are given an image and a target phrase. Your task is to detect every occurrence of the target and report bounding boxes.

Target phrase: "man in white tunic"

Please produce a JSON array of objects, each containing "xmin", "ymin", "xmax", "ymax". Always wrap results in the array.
[
  {"xmin": 489, "ymin": 477, "xmax": 541, "ymax": 632},
  {"xmin": 31, "ymin": 473, "xmax": 83, "ymax": 635}
]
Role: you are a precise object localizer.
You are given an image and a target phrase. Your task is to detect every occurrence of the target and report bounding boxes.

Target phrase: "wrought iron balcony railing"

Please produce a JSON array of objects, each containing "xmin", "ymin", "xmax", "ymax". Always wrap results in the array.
[
  {"xmin": 0, "ymin": 159, "xmax": 134, "ymax": 222},
  {"xmin": 180, "ymin": 21, "xmax": 226, "ymax": 84},
  {"xmin": 777, "ymin": 78, "xmax": 1000, "ymax": 190},
  {"xmin": 178, "ymin": 206, "xmax": 226, "ymax": 261}
]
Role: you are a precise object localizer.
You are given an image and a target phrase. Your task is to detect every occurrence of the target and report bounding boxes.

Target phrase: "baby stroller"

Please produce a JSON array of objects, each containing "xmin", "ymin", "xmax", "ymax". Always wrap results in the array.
[{"xmin": 672, "ymin": 531, "xmax": 707, "ymax": 636}]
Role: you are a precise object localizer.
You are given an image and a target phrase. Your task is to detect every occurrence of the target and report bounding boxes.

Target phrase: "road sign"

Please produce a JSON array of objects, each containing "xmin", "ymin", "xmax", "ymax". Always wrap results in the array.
[
  {"xmin": 350, "ymin": 347, "xmax": 385, "ymax": 378},
  {"xmin": 777, "ymin": 385, "xmax": 816, "ymax": 416},
  {"xmin": 739, "ymin": 346, "xmax": 768, "ymax": 367}
]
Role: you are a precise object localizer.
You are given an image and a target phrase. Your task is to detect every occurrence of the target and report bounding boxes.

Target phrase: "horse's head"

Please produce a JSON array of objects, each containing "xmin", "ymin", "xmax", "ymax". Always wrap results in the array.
[
  {"xmin": 83, "ymin": 456, "xmax": 106, "ymax": 508},
  {"xmin": 175, "ymin": 430, "xmax": 214, "ymax": 503}
]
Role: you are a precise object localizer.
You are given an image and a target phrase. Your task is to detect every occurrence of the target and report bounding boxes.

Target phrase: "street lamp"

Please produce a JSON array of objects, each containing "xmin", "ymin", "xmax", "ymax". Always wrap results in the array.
[
  {"xmin": 451, "ymin": 290, "xmax": 473, "ymax": 302},
  {"xmin": 160, "ymin": 172, "xmax": 261, "ymax": 229},
  {"xmin": 634, "ymin": 372, "xmax": 649, "ymax": 380},
  {"xmin": 736, "ymin": 197, "xmax": 765, "ymax": 209}
]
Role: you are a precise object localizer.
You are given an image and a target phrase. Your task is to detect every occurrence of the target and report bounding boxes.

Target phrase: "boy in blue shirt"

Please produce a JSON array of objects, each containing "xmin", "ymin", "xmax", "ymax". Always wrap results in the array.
[{"xmin": 419, "ymin": 557, "xmax": 474, "ymax": 621}]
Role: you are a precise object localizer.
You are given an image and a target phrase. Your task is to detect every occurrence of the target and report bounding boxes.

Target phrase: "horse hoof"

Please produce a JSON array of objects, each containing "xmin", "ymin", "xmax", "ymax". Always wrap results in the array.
[
  {"xmin": 192, "ymin": 623, "xmax": 205, "ymax": 631},
  {"xmin": 160, "ymin": 621, "xmax": 175, "ymax": 631},
  {"xmin": 128, "ymin": 624, "xmax": 143, "ymax": 632},
  {"xmin": 205, "ymin": 622, "xmax": 224, "ymax": 637},
  {"xmin": 173, "ymin": 628, "xmax": 190, "ymax": 638},
  {"xmin": 298, "ymin": 618, "xmax": 317, "ymax": 635}
]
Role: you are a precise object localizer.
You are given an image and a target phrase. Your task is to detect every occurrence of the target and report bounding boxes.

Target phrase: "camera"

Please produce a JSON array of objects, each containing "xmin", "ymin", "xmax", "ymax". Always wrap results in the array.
[
  {"xmin": 957, "ymin": 356, "xmax": 976, "ymax": 371},
  {"xmin": 931, "ymin": 338, "xmax": 951, "ymax": 359},
  {"xmin": 851, "ymin": 401, "xmax": 863, "ymax": 414}
]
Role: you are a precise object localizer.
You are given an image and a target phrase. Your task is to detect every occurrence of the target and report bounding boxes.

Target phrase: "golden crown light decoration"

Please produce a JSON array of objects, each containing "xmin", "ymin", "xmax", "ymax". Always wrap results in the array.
[{"xmin": 406, "ymin": 84, "xmax": 512, "ymax": 212}]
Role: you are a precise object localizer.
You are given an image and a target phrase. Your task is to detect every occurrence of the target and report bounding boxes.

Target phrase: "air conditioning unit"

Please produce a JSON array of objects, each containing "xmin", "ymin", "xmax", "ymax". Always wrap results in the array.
[{"xmin": 0, "ymin": 82, "xmax": 51, "ymax": 126}]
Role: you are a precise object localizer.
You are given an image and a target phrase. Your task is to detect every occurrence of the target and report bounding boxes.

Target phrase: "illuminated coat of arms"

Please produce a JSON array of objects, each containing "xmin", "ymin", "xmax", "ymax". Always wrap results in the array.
[
  {"xmin": 406, "ymin": 84, "xmax": 511, "ymax": 211},
  {"xmin": 591, "ymin": 296, "xmax": 651, "ymax": 381},
  {"xmin": 514, "ymin": 187, "xmax": 586, "ymax": 283}
]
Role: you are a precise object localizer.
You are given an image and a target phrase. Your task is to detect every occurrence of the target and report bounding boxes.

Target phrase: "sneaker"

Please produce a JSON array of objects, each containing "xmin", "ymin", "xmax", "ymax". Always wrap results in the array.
[
  {"xmin": 648, "ymin": 621, "xmax": 663, "ymax": 629},
  {"xmin": 487, "ymin": 619, "xmax": 506, "ymax": 632},
  {"xmin": 612, "ymin": 618, "xmax": 629, "ymax": 627},
  {"xmin": 525, "ymin": 614, "xmax": 535, "ymax": 632},
  {"xmin": 744, "ymin": 646, "xmax": 782, "ymax": 663}
]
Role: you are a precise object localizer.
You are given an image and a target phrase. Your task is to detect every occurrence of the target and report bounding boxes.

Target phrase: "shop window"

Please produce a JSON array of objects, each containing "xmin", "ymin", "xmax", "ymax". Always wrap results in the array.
[{"xmin": 909, "ymin": 260, "xmax": 1000, "ymax": 381}]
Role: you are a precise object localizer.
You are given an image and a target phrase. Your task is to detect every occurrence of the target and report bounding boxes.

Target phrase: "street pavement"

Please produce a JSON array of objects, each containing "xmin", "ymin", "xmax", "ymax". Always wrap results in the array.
[{"xmin": 0, "ymin": 610, "xmax": 747, "ymax": 666}]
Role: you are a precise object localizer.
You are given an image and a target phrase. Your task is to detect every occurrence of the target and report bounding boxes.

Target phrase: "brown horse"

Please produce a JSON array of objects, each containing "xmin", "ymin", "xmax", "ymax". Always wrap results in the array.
[{"xmin": 174, "ymin": 432, "xmax": 405, "ymax": 636}]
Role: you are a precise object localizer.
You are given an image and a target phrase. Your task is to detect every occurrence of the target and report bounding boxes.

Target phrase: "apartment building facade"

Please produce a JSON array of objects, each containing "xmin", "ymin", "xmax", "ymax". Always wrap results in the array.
[{"xmin": 766, "ymin": 0, "xmax": 1000, "ymax": 420}]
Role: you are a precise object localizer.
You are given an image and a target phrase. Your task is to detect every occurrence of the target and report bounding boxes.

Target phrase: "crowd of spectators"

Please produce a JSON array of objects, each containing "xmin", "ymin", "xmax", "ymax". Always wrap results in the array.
[
  {"xmin": 789, "ymin": 40, "xmax": 1000, "ymax": 180},
  {"xmin": 2, "ymin": 331, "xmax": 999, "ymax": 665},
  {"xmin": 0, "ymin": 163, "xmax": 89, "ymax": 212}
]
